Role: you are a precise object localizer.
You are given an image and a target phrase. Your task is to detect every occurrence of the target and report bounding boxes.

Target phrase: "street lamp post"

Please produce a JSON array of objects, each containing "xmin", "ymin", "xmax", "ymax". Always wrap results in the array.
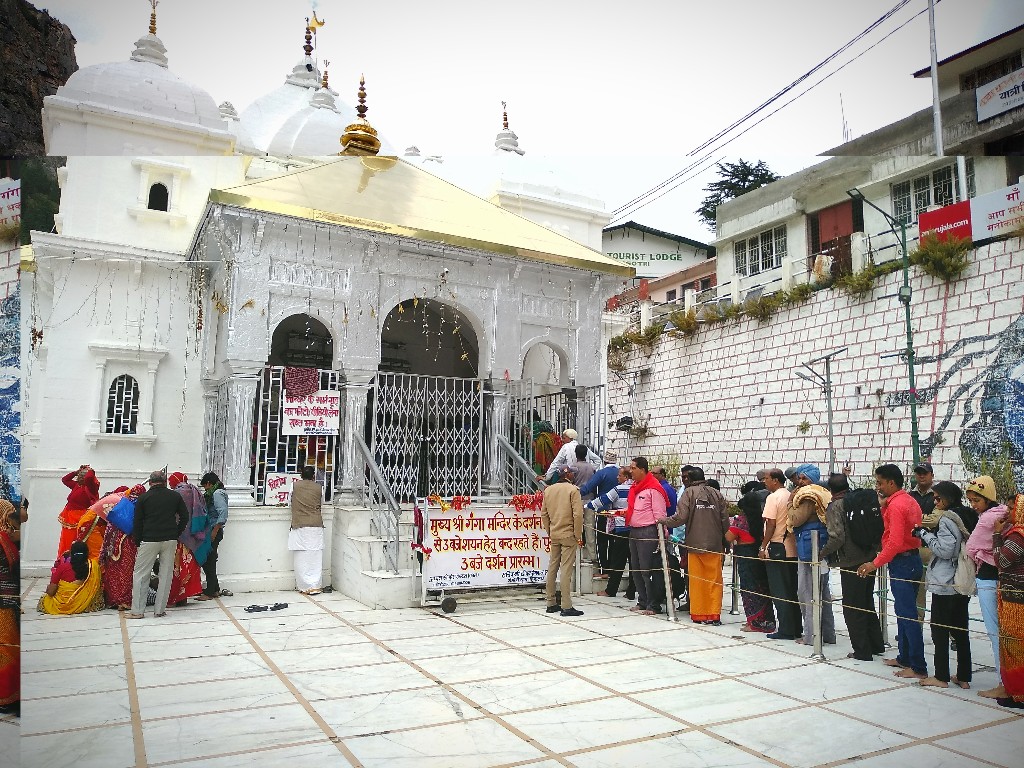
[{"xmin": 847, "ymin": 188, "xmax": 921, "ymax": 466}]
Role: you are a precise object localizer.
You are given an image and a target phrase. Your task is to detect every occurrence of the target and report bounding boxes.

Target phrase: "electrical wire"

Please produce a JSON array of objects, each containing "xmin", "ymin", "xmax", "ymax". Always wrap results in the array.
[{"xmin": 688, "ymin": 0, "xmax": 916, "ymax": 157}]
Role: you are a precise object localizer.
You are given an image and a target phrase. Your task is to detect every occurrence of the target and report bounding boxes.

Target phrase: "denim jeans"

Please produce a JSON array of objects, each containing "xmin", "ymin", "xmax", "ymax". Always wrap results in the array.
[
  {"xmin": 887, "ymin": 551, "xmax": 927, "ymax": 675},
  {"xmin": 976, "ymin": 578, "xmax": 1000, "ymax": 675}
]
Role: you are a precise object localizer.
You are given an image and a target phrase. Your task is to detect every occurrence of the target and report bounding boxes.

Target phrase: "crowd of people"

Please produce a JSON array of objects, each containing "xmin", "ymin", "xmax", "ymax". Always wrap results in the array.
[
  {"xmin": 38, "ymin": 466, "xmax": 231, "ymax": 619},
  {"xmin": 538, "ymin": 434, "xmax": 1024, "ymax": 711}
]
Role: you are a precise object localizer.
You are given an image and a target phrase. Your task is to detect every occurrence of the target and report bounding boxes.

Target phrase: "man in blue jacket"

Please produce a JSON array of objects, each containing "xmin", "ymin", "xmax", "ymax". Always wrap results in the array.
[{"xmin": 580, "ymin": 451, "xmax": 619, "ymax": 575}]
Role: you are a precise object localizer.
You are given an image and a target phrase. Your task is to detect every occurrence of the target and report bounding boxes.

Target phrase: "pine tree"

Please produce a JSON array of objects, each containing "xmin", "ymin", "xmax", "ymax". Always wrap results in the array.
[{"xmin": 696, "ymin": 159, "xmax": 781, "ymax": 231}]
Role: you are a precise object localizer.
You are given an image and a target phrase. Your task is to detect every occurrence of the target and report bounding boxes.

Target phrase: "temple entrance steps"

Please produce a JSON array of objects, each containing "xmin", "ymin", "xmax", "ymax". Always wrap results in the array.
[{"xmin": 329, "ymin": 498, "xmax": 600, "ymax": 609}]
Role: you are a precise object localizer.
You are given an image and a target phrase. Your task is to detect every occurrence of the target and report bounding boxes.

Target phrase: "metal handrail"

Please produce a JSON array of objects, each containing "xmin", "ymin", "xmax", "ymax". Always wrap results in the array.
[
  {"xmin": 496, "ymin": 434, "xmax": 544, "ymax": 496},
  {"xmin": 353, "ymin": 432, "xmax": 403, "ymax": 573}
]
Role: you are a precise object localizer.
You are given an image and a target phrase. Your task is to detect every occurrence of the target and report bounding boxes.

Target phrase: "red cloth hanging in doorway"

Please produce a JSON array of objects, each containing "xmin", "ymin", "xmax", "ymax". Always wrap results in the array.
[{"xmin": 284, "ymin": 367, "xmax": 319, "ymax": 398}]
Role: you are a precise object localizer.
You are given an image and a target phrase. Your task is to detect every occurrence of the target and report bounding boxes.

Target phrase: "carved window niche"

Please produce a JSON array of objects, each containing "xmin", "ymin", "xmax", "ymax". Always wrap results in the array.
[
  {"xmin": 86, "ymin": 343, "xmax": 167, "ymax": 449},
  {"xmin": 128, "ymin": 158, "xmax": 188, "ymax": 225}
]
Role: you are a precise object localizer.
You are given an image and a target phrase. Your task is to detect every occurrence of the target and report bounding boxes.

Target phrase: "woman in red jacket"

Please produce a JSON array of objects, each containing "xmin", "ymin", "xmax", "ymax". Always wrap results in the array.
[{"xmin": 57, "ymin": 464, "xmax": 99, "ymax": 559}]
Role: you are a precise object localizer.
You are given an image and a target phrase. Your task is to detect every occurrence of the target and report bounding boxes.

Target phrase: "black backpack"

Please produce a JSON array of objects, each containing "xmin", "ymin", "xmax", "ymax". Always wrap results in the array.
[{"xmin": 844, "ymin": 488, "xmax": 884, "ymax": 550}]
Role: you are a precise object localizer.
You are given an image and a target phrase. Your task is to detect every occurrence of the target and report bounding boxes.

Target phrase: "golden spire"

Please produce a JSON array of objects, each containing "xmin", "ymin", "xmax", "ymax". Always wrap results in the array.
[
  {"xmin": 340, "ymin": 74, "xmax": 381, "ymax": 156},
  {"xmin": 148, "ymin": 0, "xmax": 159, "ymax": 35},
  {"xmin": 502, "ymin": 100, "xmax": 509, "ymax": 130}
]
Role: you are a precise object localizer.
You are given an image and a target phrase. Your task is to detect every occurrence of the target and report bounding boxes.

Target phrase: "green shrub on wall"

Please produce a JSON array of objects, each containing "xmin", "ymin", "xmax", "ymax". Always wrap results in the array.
[
  {"xmin": 962, "ymin": 443, "xmax": 1018, "ymax": 503},
  {"xmin": 909, "ymin": 234, "xmax": 971, "ymax": 281}
]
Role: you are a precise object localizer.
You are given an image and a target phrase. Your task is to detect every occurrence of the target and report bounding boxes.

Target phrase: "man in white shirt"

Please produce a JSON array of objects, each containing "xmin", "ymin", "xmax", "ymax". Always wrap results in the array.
[{"xmin": 535, "ymin": 429, "xmax": 599, "ymax": 484}]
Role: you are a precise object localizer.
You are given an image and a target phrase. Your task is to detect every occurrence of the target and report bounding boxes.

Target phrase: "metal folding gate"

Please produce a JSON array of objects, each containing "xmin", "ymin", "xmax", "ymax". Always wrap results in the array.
[
  {"xmin": 252, "ymin": 366, "xmax": 342, "ymax": 504},
  {"xmin": 507, "ymin": 381, "xmax": 606, "ymax": 473},
  {"xmin": 369, "ymin": 373, "xmax": 484, "ymax": 502}
]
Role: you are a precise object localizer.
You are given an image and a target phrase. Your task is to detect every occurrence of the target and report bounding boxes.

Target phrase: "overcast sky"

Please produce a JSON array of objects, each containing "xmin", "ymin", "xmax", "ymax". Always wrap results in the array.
[{"xmin": 42, "ymin": 0, "xmax": 1024, "ymax": 241}]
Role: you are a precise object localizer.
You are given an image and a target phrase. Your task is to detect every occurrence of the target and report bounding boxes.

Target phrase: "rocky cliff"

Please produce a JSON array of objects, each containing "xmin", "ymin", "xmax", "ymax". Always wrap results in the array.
[{"xmin": 0, "ymin": 0, "xmax": 77, "ymax": 155}]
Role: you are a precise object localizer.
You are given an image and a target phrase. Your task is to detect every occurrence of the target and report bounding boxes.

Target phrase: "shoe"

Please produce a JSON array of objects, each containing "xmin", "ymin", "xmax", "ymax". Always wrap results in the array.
[
  {"xmin": 766, "ymin": 632, "xmax": 795, "ymax": 640},
  {"xmin": 703, "ymin": 619, "xmax": 722, "ymax": 626},
  {"xmin": 649, "ymin": 605, "xmax": 663, "ymax": 614},
  {"xmin": 244, "ymin": 605, "xmax": 268, "ymax": 613},
  {"xmin": 624, "ymin": 594, "xmax": 635, "ymax": 601},
  {"xmin": 195, "ymin": 593, "xmax": 217, "ymax": 602},
  {"xmin": 269, "ymin": 603, "xmax": 288, "ymax": 611},
  {"xmin": 847, "ymin": 652, "xmax": 873, "ymax": 661},
  {"xmin": 996, "ymin": 697, "xmax": 1024, "ymax": 709},
  {"xmin": 545, "ymin": 605, "xmax": 561, "ymax": 613},
  {"xmin": 560, "ymin": 608, "xmax": 584, "ymax": 617},
  {"xmin": 218, "ymin": 589, "xmax": 233, "ymax": 596}
]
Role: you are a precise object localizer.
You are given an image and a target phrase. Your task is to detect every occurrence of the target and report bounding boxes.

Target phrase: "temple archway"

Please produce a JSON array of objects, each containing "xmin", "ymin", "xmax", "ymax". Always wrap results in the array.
[
  {"xmin": 251, "ymin": 314, "xmax": 340, "ymax": 505},
  {"xmin": 379, "ymin": 298, "xmax": 479, "ymax": 378},
  {"xmin": 522, "ymin": 340, "xmax": 569, "ymax": 390}
]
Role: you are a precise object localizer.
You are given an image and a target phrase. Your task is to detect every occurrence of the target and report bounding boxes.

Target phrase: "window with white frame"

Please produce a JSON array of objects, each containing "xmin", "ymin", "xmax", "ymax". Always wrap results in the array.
[
  {"xmin": 665, "ymin": 289, "xmax": 677, "ymax": 301},
  {"xmin": 890, "ymin": 163, "xmax": 961, "ymax": 226},
  {"xmin": 106, "ymin": 374, "xmax": 140, "ymax": 434},
  {"xmin": 733, "ymin": 225, "xmax": 786, "ymax": 276}
]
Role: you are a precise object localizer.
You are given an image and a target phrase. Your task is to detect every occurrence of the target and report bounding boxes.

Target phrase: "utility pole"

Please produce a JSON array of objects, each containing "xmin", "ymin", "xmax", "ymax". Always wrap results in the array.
[
  {"xmin": 796, "ymin": 348, "xmax": 847, "ymax": 476},
  {"xmin": 847, "ymin": 189, "xmax": 922, "ymax": 465},
  {"xmin": 928, "ymin": 0, "xmax": 944, "ymax": 156}
]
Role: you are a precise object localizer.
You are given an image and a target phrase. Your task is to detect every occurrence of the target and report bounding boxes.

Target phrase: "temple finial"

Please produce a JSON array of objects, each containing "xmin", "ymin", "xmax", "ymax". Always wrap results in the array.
[
  {"xmin": 303, "ymin": 19, "xmax": 314, "ymax": 57},
  {"xmin": 148, "ymin": 0, "xmax": 158, "ymax": 35},
  {"xmin": 340, "ymin": 74, "xmax": 381, "ymax": 156},
  {"xmin": 502, "ymin": 101, "xmax": 509, "ymax": 130}
]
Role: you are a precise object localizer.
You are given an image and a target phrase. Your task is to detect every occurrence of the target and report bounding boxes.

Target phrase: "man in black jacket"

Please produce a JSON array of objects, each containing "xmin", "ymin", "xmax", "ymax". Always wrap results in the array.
[{"xmin": 128, "ymin": 470, "xmax": 188, "ymax": 619}]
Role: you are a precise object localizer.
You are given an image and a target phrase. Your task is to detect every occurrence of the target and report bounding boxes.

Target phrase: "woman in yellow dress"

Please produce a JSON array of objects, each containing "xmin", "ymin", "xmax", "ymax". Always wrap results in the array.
[{"xmin": 38, "ymin": 541, "xmax": 104, "ymax": 615}]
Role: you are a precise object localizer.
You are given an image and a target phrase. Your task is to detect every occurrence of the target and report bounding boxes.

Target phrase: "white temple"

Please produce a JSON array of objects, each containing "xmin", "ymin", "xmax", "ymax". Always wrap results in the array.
[{"xmin": 22, "ymin": 8, "xmax": 629, "ymax": 605}]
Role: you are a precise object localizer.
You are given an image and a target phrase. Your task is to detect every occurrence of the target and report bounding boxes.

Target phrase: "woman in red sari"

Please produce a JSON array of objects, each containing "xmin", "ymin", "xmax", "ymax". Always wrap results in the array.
[
  {"xmin": 100, "ymin": 485, "xmax": 144, "ymax": 610},
  {"xmin": 57, "ymin": 465, "xmax": 99, "ymax": 558},
  {"xmin": 0, "ymin": 501, "xmax": 19, "ymax": 715},
  {"xmin": 995, "ymin": 494, "xmax": 1024, "ymax": 709},
  {"xmin": 167, "ymin": 473, "xmax": 206, "ymax": 606}
]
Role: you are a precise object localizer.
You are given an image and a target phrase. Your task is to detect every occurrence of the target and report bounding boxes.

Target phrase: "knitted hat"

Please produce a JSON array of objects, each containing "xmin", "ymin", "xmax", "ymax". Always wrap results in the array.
[
  {"xmin": 603, "ymin": 450, "xmax": 618, "ymax": 464},
  {"xmin": 966, "ymin": 475, "xmax": 997, "ymax": 502}
]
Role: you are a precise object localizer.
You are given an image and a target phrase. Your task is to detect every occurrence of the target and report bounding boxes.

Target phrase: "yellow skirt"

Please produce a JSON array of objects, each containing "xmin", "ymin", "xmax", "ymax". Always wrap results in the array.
[
  {"xmin": 688, "ymin": 551, "xmax": 724, "ymax": 622},
  {"xmin": 38, "ymin": 560, "xmax": 105, "ymax": 615}
]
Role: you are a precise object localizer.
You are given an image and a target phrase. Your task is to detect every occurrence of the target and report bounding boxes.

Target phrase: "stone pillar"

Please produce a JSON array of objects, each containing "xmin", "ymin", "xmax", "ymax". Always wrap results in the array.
[
  {"xmin": 200, "ymin": 386, "xmax": 220, "ymax": 476},
  {"xmin": 138, "ymin": 361, "xmax": 158, "ymax": 436},
  {"xmin": 482, "ymin": 385, "xmax": 510, "ymax": 495},
  {"xmin": 88, "ymin": 359, "xmax": 106, "ymax": 434},
  {"xmin": 221, "ymin": 374, "xmax": 259, "ymax": 506},
  {"xmin": 337, "ymin": 369, "xmax": 376, "ymax": 501}
]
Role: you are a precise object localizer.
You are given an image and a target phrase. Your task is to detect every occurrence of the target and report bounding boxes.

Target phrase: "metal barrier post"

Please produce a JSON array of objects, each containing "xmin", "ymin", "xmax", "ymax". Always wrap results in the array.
[
  {"xmin": 878, "ymin": 565, "xmax": 892, "ymax": 649},
  {"xmin": 729, "ymin": 550, "xmax": 741, "ymax": 616},
  {"xmin": 657, "ymin": 525, "xmax": 678, "ymax": 622},
  {"xmin": 810, "ymin": 534, "xmax": 825, "ymax": 661},
  {"xmin": 575, "ymin": 546, "xmax": 582, "ymax": 598}
]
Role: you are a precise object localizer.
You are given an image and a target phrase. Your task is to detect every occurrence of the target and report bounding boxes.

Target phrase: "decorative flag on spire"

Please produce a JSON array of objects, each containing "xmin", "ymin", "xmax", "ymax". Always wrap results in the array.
[{"xmin": 309, "ymin": 10, "xmax": 326, "ymax": 33}]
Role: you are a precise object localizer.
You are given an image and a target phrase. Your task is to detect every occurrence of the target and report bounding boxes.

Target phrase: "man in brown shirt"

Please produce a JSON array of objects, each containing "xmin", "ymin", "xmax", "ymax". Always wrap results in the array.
[
  {"xmin": 289, "ymin": 467, "xmax": 325, "ymax": 595},
  {"xmin": 541, "ymin": 475, "xmax": 585, "ymax": 616}
]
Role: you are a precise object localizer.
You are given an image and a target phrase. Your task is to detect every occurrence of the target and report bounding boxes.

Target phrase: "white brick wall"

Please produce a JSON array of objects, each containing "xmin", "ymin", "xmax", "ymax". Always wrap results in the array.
[{"xmin": 608, "ymin": 238, "xmax": 1024, "ymax": 494}]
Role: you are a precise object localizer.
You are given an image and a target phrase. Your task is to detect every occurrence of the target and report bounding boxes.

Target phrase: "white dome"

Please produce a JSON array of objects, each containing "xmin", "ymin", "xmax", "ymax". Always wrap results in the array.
[
  {"xmin": 48, "ymin": 35, "xmax": 224, "ymax": 132},
  {"xmin": 266, "ymin": 88, "xmax": 356, "ymax": 157},
  {"xmin": 238, "ymin": 54, "xmax": 326, "ymax": 154}
]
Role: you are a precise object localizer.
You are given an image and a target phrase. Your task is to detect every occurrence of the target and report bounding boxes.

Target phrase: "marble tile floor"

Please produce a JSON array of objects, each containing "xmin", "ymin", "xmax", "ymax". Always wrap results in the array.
[{"xmin": 10, "ymin": 579, "xmax": 1024, "ymax": 768}]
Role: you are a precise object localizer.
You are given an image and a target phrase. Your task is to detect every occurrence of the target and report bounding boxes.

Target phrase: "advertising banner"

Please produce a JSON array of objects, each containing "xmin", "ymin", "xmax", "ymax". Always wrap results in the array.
[
  {"xmin": 281, "ymin": 390, "xmax": 341, "ymax": 436},
  {"xmin": 918, "ymin": 200, "xmax": 972, "ymax": 242},
  {"xmin": 421, "ymin": 502, "xmax": 551, "ymax": 591},
  {"xmin": 977, "ymin": 66, "xmax": 1024, "ymax": 123},
  {"xmin": 970, "ymin": 182, "xmax": 1024, "ymax": 241}
]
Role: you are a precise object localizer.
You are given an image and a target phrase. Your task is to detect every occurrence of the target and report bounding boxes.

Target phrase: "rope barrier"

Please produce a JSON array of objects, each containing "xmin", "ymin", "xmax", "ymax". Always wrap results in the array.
[{"xmin": 581, "ymin": 516, "xmax": 1024, "ymax": 643}]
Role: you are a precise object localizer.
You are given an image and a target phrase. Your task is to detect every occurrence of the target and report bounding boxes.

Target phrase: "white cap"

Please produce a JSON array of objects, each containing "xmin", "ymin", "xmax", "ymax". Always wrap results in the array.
[{"xmin": 562, "ymin": 428, "xmax": 578, "ymax": 440}]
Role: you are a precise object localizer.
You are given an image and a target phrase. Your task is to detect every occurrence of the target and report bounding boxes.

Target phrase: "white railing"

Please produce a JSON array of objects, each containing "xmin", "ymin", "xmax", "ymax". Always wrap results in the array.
[{"xmin": 353, "ymin": 432, "xmax": 403, "ymax": 574}]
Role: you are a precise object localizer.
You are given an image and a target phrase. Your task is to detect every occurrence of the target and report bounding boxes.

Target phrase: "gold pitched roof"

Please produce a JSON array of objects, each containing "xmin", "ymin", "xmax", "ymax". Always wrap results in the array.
[{"xmin": 208, "ymin": 157, "xmax": 633, "ymax": 276}]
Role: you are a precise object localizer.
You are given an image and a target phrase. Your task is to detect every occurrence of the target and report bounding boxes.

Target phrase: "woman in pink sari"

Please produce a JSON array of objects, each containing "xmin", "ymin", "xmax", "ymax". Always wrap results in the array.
[
  {"xmin": 167, "ymin": 473, "xmax": 211, "ymax": 605},
  {"xmin": 99, "ymin": 485, "xmax": 145, "ymax": 610}
]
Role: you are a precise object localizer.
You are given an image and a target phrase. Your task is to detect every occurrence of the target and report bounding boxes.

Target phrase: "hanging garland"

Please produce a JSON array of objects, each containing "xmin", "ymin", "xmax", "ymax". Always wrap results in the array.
[{"xmin": 509, "ymin": 491, "xmax": 544, "ymax": 513}]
